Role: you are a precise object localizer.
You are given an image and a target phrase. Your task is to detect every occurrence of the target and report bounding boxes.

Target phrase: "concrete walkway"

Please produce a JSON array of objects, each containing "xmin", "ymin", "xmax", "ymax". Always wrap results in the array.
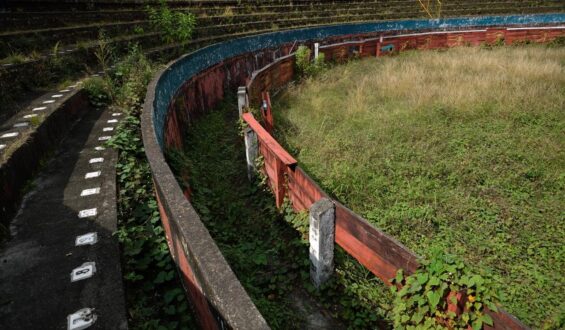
[{"xmin": 0, "ymin": 105, "xmax": 127, "ymax": 329}]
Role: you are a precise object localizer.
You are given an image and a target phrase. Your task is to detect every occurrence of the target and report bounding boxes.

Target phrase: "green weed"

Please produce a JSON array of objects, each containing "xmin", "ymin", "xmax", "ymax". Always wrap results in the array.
[
  {"xmin": 147, "ymin": 0, "xmax": 197, "ymax": 44},
  {"xmin": 102, "ymin": 47, "xmax": 196, "ymax": 329}
]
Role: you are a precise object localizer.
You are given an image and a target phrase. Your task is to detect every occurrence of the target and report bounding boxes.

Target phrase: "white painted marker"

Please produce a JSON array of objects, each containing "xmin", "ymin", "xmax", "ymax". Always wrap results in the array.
[
  {"xmin": 70, "ymin": 262, "xmax": 96, "ymax": 282},
  {"xmin": 78, "ymin": 208, "xmax": 97, "ymax": 218},
  {"xmin": 23, "ymin": 114, "xmax": 38, "ymax": 119},
  {"xmin": 43, "ymin": 100, "xmax": 55, "ymax": 104},
  {"xmin": 59, "ymin": 89, "xmax": 71, "ymax": 93},
  {"xmin": 75, "ymin": 233, "xmax": 98, "ymax": 246},
  {"xmin": 98, "ymin": 136, "xmax": 111, "ymax": 141},
  {"xmin": 0, "ymin": 144, "xmax": 5, "ymax": 150},
  {"xmin": 84, "ymin": 171, "xmax": 101, "ymax": 179},
  {"xmin": 80, "ymin": 188, "xmax": 100, "ymax": 197},
  {"xmin": 102, "ymin": 127, "xmax": 113, "ymax": 132},
  {"xmin": 1, "ymin": 132, "xmax": 19, "ymax": 139},
  {"xmin": 33, "ymin": 107, "xmax": 47, "ymax": 111},
  {"xmin": 107, "ymin": 119, "xmax": 118, "ymax": 123},
  {"xmin": 94, "ymin": 146, "xmax": 105, "ymax": 151},
  {"xmin": 67, "ymin": 308, "xmax": 97, "ymax": 330},
  {"xmin": 52, "ymin": 94, "xmax": 64, "ymax": 98},
  {"xmin": 112, "ymin": 113, "xmax": 122, "ymax": 117},
  {"xmin": 89, "ymin": 158, "xmax": 104, "ymax": 164},
  {"xmin": 13, "ymin": 122, "xmax": 29, "ymax": 128}
]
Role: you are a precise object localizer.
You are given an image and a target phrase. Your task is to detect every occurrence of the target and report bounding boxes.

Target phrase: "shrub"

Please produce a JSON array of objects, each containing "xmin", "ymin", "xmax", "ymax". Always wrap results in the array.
[
  {"xmin": 83, "ymin": 77, "xmax": 111, "ymax": 109},
  {"xmin": 295, "ymin": 45, "xmax": 327, "ymax": 77},
  {"xmin": 147, "ymin": 0, "xmax": 197, "ymax": 44},
  {"xmin": 391, "ymin": 249, "xmax": 499, "ymax": 330}
]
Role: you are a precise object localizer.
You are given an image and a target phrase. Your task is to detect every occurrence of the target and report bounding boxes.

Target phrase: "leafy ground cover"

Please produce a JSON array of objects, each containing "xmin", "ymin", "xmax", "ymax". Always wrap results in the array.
[
  {"xmin": 84, "ymin": 46, "xmax": 196, "ymax": 329},
  {"xmin": 273, "ymin": 45, "xmax": 565, "ymax": 327},
  {"xmin": 166, "ymin": 96, "xmax": 399, "ymax": 329}
]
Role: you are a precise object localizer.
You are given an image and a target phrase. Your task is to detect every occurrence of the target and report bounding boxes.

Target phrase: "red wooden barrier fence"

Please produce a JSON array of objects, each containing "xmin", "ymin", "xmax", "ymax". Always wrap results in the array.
[{"xmin": 242, "ymin": 26, "xmax": 565, "ymax": 329}]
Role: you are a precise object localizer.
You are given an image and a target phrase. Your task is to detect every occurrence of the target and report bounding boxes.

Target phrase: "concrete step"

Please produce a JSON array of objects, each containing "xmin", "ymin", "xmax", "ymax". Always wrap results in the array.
[{"xmin": 0, "ymin": 103, "xmax": 127, "ymax": 329}]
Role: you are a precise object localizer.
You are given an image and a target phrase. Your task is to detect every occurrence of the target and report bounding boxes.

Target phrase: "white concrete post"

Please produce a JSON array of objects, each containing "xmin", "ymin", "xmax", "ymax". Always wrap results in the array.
[
  {"xmin": 237, "ymin": 86, "xmax": 248, "ymax": 117},
  {"xmin": 244, "ymin": 127, "xmax": 258, "ymax": 181},
  {"xmin": 309, "ymin": 198, "xmax": 335, "ymax": 287},
  {"xmin": 314, "ymin": 43, "xmax": 319, "ymax": 60}
]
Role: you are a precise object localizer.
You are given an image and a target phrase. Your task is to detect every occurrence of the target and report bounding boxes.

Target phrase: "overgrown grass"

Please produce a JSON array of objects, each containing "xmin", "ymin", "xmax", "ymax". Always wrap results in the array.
[
  {"xmin": 166, "ymin": 96, "xmax": 394, "ymax": 329},
  {"xmin": 274, "ymin": 45, "xmax": 565, "ymax": 327}
]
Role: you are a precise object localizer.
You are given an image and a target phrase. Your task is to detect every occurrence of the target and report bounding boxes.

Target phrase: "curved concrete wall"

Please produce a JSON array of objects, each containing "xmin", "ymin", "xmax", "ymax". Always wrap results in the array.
[{"xmin": 142, "ymin": 14, "xmax": 565, "ymax": 328}]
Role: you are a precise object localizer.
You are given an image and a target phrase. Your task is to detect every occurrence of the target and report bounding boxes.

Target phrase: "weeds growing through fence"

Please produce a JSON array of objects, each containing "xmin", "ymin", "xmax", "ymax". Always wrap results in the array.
[
  {"xmin": 167, "ymin": 96, "xmax": 399, "ymax": 329},
  {"xmin": 274, "ymin": 45, "xmax": 565, "ymax": 327}
]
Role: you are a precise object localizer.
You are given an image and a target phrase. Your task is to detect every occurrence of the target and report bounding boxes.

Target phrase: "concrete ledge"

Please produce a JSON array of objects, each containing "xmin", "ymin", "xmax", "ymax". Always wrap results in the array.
[{"xmin": 0, "ymin": 87, "xmax": 89, "ymax": 225}]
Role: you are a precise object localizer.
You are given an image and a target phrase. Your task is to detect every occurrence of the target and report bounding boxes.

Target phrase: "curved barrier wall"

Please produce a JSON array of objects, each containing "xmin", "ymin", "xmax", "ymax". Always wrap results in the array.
[{"xmin": 142, "ymin": 14, "xmax": 565, "ymax": 329}]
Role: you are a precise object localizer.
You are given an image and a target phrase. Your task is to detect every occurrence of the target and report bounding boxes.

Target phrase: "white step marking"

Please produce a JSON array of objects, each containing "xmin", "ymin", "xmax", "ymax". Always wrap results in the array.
[
  {"xmin": 80, "ymin": 188, "xmax": 100, "ymax": 197},
  {"xmin": 70, "ymin": 262, "xmax": 96, "ymax": 282},
  {"xmin": 23, "ymin": 114, "xmax": 38, "ymax": 119},
  {"xmin": 107, "ymin": 119, "xmax": 118, "ymax": 123},
  {"xmin": 33, "ymin": 107, "xmax": 47, "ymax": 111},
  {"xmin": 1, "ymin": 132, "xmax": 19, "ymax": 138},
  {"xmin": 75, "ymin": 233, "xmax": 98, "ymax": 246},
  {"xmin": 112, "ymin": 113, "xmax": 122, "ymax": 117},
  {"xmin": 43, "ymin": 100, "xmax": 55, "ymax": 104},
  {"xmin": 98, "ymin": 136, "xmax": 111, "ymax": 141},
  {"xmin": 0, "ymin": 144, "xmax": 5, "ymax": 150},
  {"xmin": 59, "ymin": 89, "xmax": 71, "ymax": 93},
  {"xmin": 52, "ymin": 94, "xmax": 64, "ymax": 98},
  {"xmin": 13, "ymin": 122, "xmax": 29, "ymax": 128},
  {"xmin": 92, "ymin": 74, "xmax": 100, "ymax": 77},
  {"xmin": 78, "ymin": 208, "xmax": 97, "ymax": 218},
  {"xmin": 102, "ymin": 127, "xmax": 113, "ymax": 132},
  {"xmin": 84, "ymin": 171, "xmax": 101, "ymax": 179},
  {"xmin": 67, "ymin": 308, "xmax": 97, "ymax": 330},
  {"xmin": 94, "ymin": 146, "xmax": 105, "ymax": 151},
  {"xmin": 89, "ymin": 157, "xmax": 104, "ymax": 164}
]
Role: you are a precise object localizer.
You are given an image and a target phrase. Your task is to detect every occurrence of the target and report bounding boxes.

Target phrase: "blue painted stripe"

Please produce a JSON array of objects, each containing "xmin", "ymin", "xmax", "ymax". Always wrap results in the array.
[{"xmin": 152, "ymin": 13, "xmax": 565, "ymax": 148}]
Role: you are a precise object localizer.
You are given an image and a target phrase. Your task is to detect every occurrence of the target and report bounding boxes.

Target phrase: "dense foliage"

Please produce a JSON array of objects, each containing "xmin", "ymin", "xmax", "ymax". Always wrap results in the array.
[
  {"xmin": 167, "ymin": 97, "xmax": 395, "ymax": 329},
  {"xmin": 85, "ymin": 46, "xmax": 195, "ymax": 329},
  {"xmin": 391, "ymin": 250, "xmax": 498, "ymax": 329},
  {"xmin": 148, "ymin": 0, "xmax": 197, "ymax": 44},
  {"xmin": 295, "ymin": 45, "xmax": 327, "ymax": 77}
]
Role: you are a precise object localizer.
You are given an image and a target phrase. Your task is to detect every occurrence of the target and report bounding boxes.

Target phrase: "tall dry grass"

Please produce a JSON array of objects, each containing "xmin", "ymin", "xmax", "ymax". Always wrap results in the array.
[{"xmin": 274, "ymin": 45, "xmax": 565, "ymax": 327}]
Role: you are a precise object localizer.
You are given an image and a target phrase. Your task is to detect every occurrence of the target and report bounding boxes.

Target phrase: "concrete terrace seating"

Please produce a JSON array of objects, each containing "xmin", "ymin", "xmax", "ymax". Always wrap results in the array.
[{"xmin": 1, "ymin": 0, "xmax": 564, "ymax": 120}]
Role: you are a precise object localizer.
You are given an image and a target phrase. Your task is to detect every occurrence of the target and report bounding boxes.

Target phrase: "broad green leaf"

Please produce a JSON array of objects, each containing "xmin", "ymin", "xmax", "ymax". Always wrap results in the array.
[
  {"xmin": 481, "ymin": 314, "xmax": 494, "ymax": 326},
  {"xmin": 426, "ymin": 290, "xmax": 441, "ymax": 309}
]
